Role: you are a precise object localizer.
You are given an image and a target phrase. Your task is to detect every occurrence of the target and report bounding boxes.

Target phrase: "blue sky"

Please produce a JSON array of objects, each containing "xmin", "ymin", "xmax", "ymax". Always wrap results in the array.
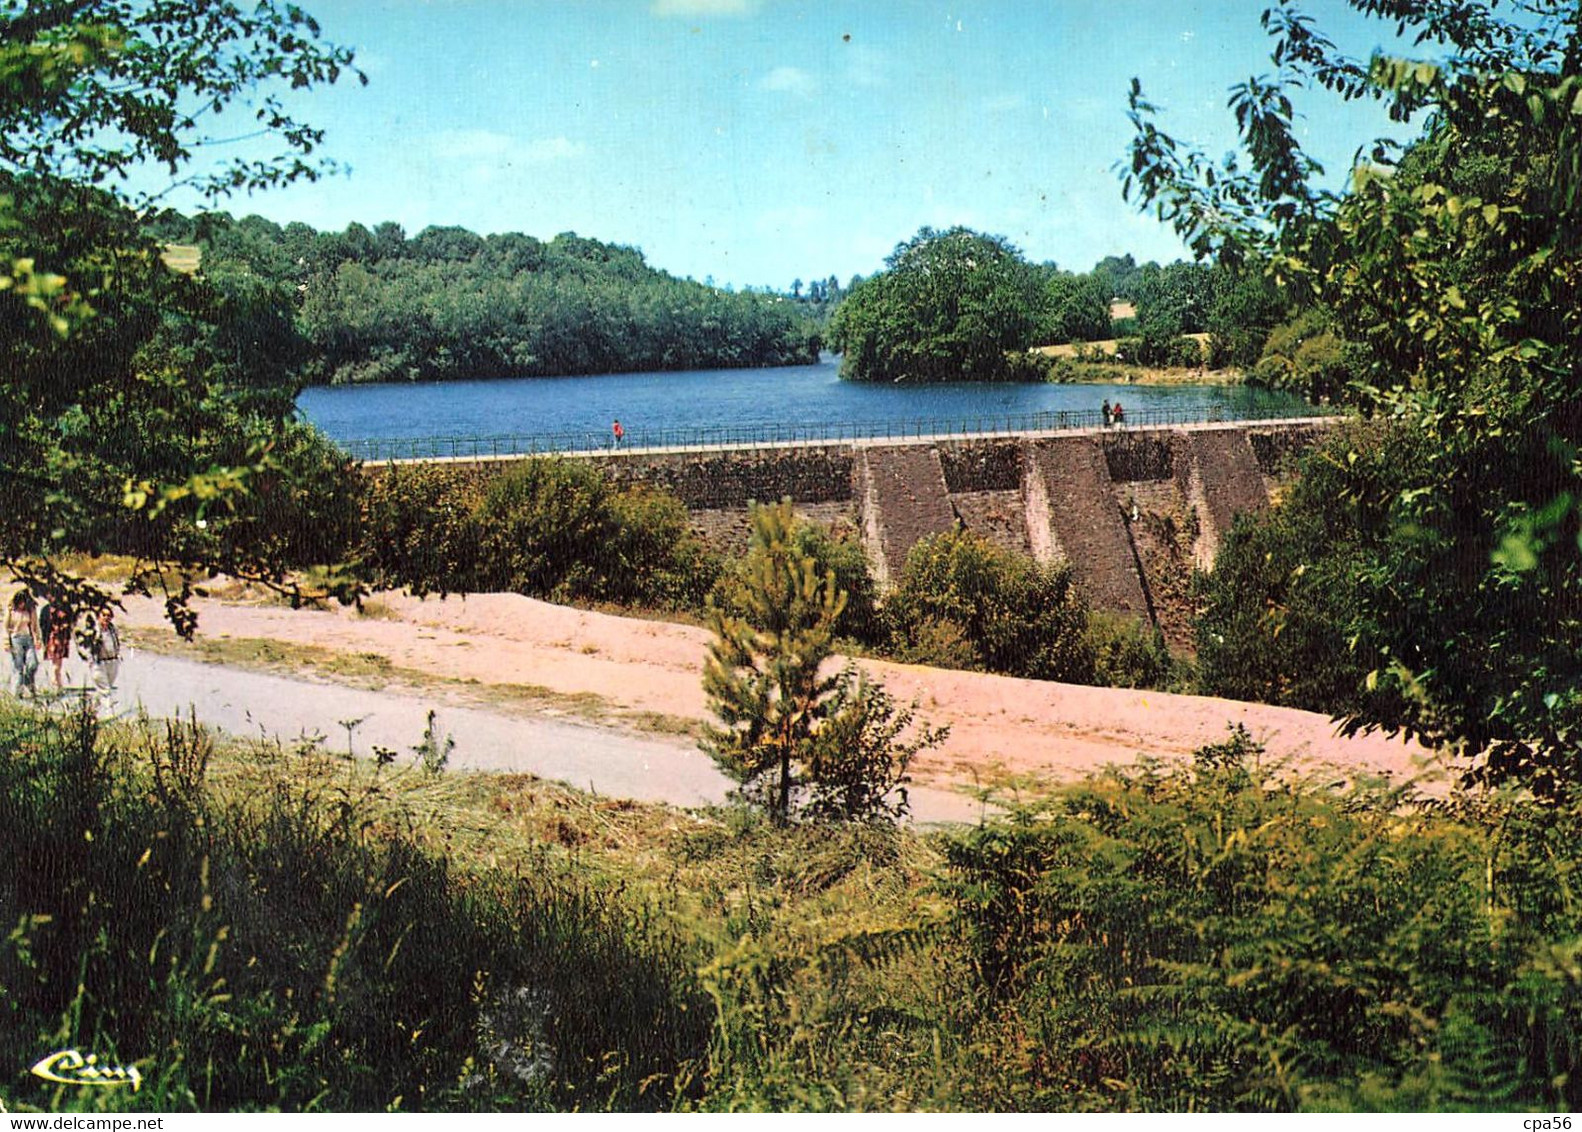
[{"xmin": 184, "ymin": 1, "xmax": 1421, "ymax": 289}]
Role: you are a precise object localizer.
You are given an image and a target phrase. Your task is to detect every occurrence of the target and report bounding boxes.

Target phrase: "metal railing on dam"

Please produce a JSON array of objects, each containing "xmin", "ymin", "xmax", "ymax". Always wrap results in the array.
[{"xmin": 339, "ymin": 402, "xmax": 1340, "ymax": 462}]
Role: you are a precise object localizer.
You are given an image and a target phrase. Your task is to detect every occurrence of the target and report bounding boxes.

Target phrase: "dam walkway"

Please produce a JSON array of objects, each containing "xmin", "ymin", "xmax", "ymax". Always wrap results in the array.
[{"xmin": 341, "ymin": 403, "xmax": 1338, "ymax": 464}]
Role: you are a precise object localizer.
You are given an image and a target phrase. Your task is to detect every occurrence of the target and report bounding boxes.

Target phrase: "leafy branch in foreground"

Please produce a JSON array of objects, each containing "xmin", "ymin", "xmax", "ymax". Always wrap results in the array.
[
  {"xmin": 1122, "ymin": 0, "xmax": 1582, "ymax": 787},
  {"xmin": 0, "ymin": 1, "xmax": 367, "ymax": 632}
]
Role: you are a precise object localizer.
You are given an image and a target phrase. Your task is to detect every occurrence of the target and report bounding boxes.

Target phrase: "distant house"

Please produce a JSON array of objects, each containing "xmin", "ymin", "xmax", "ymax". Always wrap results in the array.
[{"xmin": 1109, "ymin": 299, "xmax": 1135, "ymax": 322}]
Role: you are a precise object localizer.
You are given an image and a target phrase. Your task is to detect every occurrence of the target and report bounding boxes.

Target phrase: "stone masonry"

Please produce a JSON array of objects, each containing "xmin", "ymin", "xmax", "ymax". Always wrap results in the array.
[
  {"xmin": 1171, "ymin": 428, "xmax": 1271, "ymax": 570},
  {"xmin": 367, "ymin": 419, "xmax": 1328, "ymax": 626},
  {"xmin": 854, "ymin": 444, "xmax": 959, "ymax": 589},
  {"xmin": 1025, "ymin": 436, "xmax": 1151, "ymax": 618}
]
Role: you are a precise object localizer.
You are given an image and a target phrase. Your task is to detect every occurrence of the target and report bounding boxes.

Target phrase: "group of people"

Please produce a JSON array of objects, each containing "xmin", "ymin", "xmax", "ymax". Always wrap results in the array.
[
  {"xmin": 1101, "ymin": 399, "xmax": 1127, "ymax": 426},
  {"xmin": 5, "ymin": 588, "xmax": 122, "ymax": 698}
]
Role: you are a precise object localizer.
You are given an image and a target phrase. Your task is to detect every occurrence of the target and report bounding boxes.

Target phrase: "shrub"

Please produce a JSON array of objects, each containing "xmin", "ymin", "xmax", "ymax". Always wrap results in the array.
[
  {"xmin": 938, "ymin": 730, "xmax": 1582, "ymax": 1111},
  {"xmin": 1165, "ymin": 334, "xmax": 1204, "ymax": 368},
  {"xmin": 1192, "ymin": 422, "xmax": 1403, "ymax": 716},
  {"xmin": 475, "ymin": 458, "xmax": 621, "ymax": 601},
  {"xmin": 230, "ymin": 420, "xmax": 362, "ymax": 569},
  {"xmin": 604, "ymin": 485, "xmax": 720, "ymax": 610},
  {"xmin": 358, "ymin": 457, "xmax": 718, "ymax": 611},
  {"xmin": 884, "ymin": 529, "xmax": 1093, "ymax": 683},
  {"xmin": 1085, "ymin": 610, "xmax": 1174, "ymax": 689},
  {"xmin": 356, "ymin": 464, "xmax": 487, "ymax": 595},
  {"xmin": 998, "ymin": 350, "xmax": 1055, "ymax": 382},
  {"xmin": 476, "ymin": 459, "xmax": 718, "ymax": 610},
  {"xmin": 0, "ymin": 702, "xmax": 710, "ymax": 1112}
]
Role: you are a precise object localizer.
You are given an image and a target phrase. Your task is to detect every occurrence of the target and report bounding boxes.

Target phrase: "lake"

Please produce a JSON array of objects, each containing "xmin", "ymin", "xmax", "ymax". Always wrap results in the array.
[{"xmin": 297, "ymin": 357, "xmax": 1316, "ymax": 459}]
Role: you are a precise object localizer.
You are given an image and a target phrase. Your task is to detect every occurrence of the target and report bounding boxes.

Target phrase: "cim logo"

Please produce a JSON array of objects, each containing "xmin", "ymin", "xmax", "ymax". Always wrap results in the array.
[{"xmin": 29, "ymin": 1049, "xmax": 142, "ymax": 1091}]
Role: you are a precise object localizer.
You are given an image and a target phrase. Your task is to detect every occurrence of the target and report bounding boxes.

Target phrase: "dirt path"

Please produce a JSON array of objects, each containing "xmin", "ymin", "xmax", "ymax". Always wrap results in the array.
[{"xmin": 112, "ymin": 589, "xmax": 1445, "ymax": 796}]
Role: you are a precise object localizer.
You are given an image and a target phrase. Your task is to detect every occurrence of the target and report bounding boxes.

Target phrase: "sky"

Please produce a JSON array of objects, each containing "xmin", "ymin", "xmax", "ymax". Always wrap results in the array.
[{"xmin": 170, "ymin": 0, "xmax": 1425, "ymax": 290}]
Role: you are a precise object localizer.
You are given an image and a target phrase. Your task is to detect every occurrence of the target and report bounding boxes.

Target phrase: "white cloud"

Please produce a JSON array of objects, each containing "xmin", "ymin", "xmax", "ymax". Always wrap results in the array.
[
  {"xmin": 761, "ymin": 66, "xmax": 818, "ymax": 98},
  {"xmin": 431, "ymin": 131, "xmax": 584, "ymax": 166},
  {"xmin": 520, "ymin": 136, "xmax": 586, "ymax": 163},
  {"xmin": 432, "ymin": 129, "xmax": 513, "ymax": 160},
  {"xmin": 652, "ymin": 0, "xmax": 758, "ymax": 16},
  {"xmin": 984, "ymin": 93, "xmax": 1027, "ymax": 114}
]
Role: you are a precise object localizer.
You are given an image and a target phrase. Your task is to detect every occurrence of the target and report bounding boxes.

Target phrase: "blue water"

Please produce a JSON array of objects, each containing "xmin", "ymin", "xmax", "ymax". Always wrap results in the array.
[{"xmin": 296, "ymin": 357, "xmax": 1311, "ymax": 449}]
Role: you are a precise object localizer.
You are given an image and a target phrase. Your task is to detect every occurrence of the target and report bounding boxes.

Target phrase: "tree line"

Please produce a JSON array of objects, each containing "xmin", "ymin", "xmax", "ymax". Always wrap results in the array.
[{"xmin": 142, "ymin": 212, "xmax": 824, "ymax": 385}]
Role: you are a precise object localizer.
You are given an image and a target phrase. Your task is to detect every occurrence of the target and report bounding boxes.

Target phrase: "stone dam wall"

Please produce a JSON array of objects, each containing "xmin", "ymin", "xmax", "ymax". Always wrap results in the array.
[{"xmin": 373, "ymin": 420, "xmax": 1329, "ymax": 641}]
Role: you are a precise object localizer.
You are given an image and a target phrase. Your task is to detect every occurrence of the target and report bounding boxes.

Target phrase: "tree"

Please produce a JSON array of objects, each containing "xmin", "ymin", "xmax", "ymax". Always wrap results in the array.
[
  {"xmin": 1205, "ymin": 264, "xmax": 1289, "ymax": 369},
  {"xmin": 1, "ymin": 1, "xmax": 365, "ymax": 632},
  {"xmin": 1123, "ymin": 0, "xmax": 1582, "ymax": 787},
  {"xmin": 1038, "ymin": 268, "xmax": 1112, "ymax": 344},
  {"xmin": 701, "ymin": 500, "xmax": 940, "ymax": 822},
  {"xmin": 827, "ymin": 226, "xmax": 1044, "ymax": 383},
  {"xmin": 702, "ymin": 501, "xmax": 846, "ymax": 819}
]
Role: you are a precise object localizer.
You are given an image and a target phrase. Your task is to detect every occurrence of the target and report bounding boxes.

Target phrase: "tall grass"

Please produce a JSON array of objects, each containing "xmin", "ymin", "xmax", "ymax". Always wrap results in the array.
[{"xmin": 0, "ymin": 701, "xmax": 707, "ymax": 1112}]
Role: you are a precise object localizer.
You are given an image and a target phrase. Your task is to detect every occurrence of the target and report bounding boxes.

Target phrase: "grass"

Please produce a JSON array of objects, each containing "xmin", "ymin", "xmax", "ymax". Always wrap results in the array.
[
  {"xmin": 3, "ymin": 693, "xmax": 1580, "ymax": 1113},
  {"xmin": 158, "ymin": 243, "xmax": 202, "ymax": 275}
]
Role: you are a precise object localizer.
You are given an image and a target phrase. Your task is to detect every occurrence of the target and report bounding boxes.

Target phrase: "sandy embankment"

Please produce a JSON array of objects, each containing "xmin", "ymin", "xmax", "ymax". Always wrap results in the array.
[{"xmin": 117, "ymin": 590, "xmax": 1441, "ymax": 793}]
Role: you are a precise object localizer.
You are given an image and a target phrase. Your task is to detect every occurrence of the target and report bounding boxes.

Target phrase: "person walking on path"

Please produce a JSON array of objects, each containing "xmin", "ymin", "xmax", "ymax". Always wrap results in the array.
[
  {"xmin": 612, "ymin": 418, "xmax": 625, "ymax": 448},
  {"xmin": 40, "ymin": 592, "xmax": 73, "ymax": 689},
  {"xmin": 6, "ymin": 590, "xmax": 39, "ymax": 697},
  {"xmin": 1102, "ymin": 399, "xmax": 1113, "ymax": 427},
  {"xmin": 90, "ymin": 607, "xmax": 122, "ymax": 692}
]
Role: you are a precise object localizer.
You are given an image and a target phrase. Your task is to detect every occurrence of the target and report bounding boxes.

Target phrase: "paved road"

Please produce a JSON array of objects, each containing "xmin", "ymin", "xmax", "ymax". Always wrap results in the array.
[{"xmin": 81, "ymin": 652, "xmax": 987, "ymax": 825}]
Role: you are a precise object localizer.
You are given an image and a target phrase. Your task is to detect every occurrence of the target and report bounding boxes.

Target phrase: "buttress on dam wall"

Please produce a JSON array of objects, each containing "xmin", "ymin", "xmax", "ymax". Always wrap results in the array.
[{"xmin": 387, "ymin": 421, "xmax": 1328, "ymax": 648}]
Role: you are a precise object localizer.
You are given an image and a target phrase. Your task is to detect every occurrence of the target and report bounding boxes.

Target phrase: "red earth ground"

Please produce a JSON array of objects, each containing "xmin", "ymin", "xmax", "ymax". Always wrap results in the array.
[{"xmin": 119, "ymin": 589, "xmax": 1445, "ymax": 795}]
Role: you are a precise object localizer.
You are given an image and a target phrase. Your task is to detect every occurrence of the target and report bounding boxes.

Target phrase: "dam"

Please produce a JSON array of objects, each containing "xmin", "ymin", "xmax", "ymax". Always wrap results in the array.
[{"xmin": 367, "ymin": 416, "xmax": 1330, "ymax": 646}]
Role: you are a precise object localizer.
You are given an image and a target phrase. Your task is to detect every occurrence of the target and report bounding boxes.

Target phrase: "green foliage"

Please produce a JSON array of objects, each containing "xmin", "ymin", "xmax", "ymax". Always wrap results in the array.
[
  {"xmin": 1205, "ymin": 266, "xmax": 1288, "ymax": 369},
  {"xmin": 0, "ymin": 1, "xmax": 366, "ymax": 633},
  {"xmin": 355, "ymin": 465, "xmax": 488, "ymax": 597},
  {"xmin": 13, "ymin": 697, "xmax": 1582, "ymax": 1112},
  {"xmin": 827, "ymin": 226, "xmax": 1045, "ymax": 383},
  {"xmin": 713, "ymin": 514, "xmax": 881, "ymax": 646},
  {"xmin": 1192, "ymin": 422, "xmax": 1391, "ymax": 712},
  {"xmin": 1122, "ymin": 0, "xmax": 1582, "ymax": 787},
  {"xmin": 1249, "ymin": 306, "xmax": 1364, "ymax": 401},
  {"xmin": 702, "ymin": 500, "xmax": 939, "ymax": 822},
  {"xmin": 184, "ymin": 215, "xmax": 821, "ymax": 384},
  {"xmin": 1038, "ymin": 268, "xmax": 1112, "ymax": 344},
  {"xmin": 0, "ymin": 2, "xmax": 359, "ymax": 202},
  {"xmin": 1085, "ymin": 611, "xmax": 1175, "ymax": 690},
  {"xmin": 885, "ymin": 528, "xmax": 1094, "ymax": 684},
  {"xmin": 0, "ymin": 702, "xmax": 710, "ymax": 1111},
  {"xmin": 476, "ymin": 458, "xmax": 716, "ymax": 609},
  {"xmin": 938, "ymin": 729, "xmax": 1582, "ymax": 1111},
  {"xmin": 476, "ymin": 460, "xmax": 631, "ymax": 602},
  {"xmin": 701, "ymin": 499, "xmax": 844, "ymax": 820},
  {"xmin": 804, "ymin": 669, "xmax": 948, "ymax": 824},
  {"xmin": 605, "ymin": 485, "xmax": 722, "ymax": 611},
  {"xmin": 1118, "ymin": 329, "xmax": 1204, "ymax": 368},
  {"xmin": 356, "ymin": 459, "xmax": 718, "ymax": 612},
  {"xmin": 1131, "ymin": 259, "xmax": 1216, "ymax": 337}
]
